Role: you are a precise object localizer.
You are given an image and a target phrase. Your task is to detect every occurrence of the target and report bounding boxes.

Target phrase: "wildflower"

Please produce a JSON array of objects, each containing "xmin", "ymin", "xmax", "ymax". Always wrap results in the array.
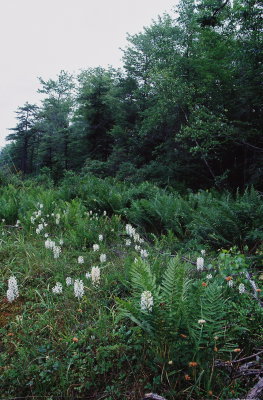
[
  {"xmin": 238, "ymin": 283, "xmax": 245, "ymax": 294},
  {"xmin": 98, "ymin": 235, "xmax": 103, "ymax": 241},
  {"xmin": 93, "ymin": 244, "xmax": 99, "ymax": 251},
  {"xmin": 8, "ymin": 276, "xmax": 18, "ymax": 297},
  {"xmin": 198, "ymin": 319, "xmax": 206, "ymax": 325},
  {"xmin": 196, "ymin": 257, "xmax": 204, "ymax": 271},
  {"xmin": 52, "ymin": 282, "xmax": 63, "ymax": 294},
  {"xmin": 126, "ymin": 224, "xmax": 135, "ymax": 237},
  {"xmin": 206, "ymin": 274, "xmax": 212, "ymax": 280},
  {"xmin": 31, "ymin": 216, "xmax": 35, "ymax": 224},
  {"xmin": 39, "ymin": 203, "xmax": 43, "ymax": 209},
  {"xmin": 228, "ymin": 279, "xmax": 234, "ymax": 288},
  {"xmin": 78, "ymin": 256, "xmax": 84, "ymax": 264},
  {"xmin": 36, "ymin": 228, "xmax": 40, "ymax": 234},
  {"xmin": 45, "ymin": 239, "xmax": 55, "ymax": 249},
  {"xmin": 15, "ymin": 220, "xmax": 20, "ymax": 227},
  {"xmin": 188, "ymin": 361, "xmax": 198, "ymax": 367},
  {"xmin": 66, "ymin": 277, "xmax": 72, "ymax": 286},
  {"xmin": 103, "ymin": 211, "xmax": 107, "ymax": 216},
  {"xmin": 201, "ymin": 249, "xmax": 206, "ymax": 256},
  {"xmin": 140, "ymin": 249, "xmax": 149, "ymax": 258},
  {"xmin": 168, "ymin": 360, "xmax": 173, "ymax": 365},
  {"xmin": 74, "ymin": 279, "xmax": 84, "ymax": 299},
  {"xmin": 55, "ymin": 214, "xmax": 60, "ymax": 225},
  {"xmin": 134, "ymin": 233, "xmax": 140, "ymax": 242},
  {"xmin": 6, "ymin": 288, "xmax": 15, "ymax": 302},
  {"xmin": 125, "ymin": 224, "xmax": 131, "ymax": 235},
  {"xmin": 53, "ymin": 246, "xmax": 61, "ymax": 259},
  {"xmin": 141, "ymin": 291, "xmax": 153, "ymax": 312},
  {"xmin": 100, "ymin": 254, "xmax": 106, "ymax": 263},
  {"xmin": 91, "ymin": 266, "xmax": 100, "ymax": 285},
  {"xmin": 7, "ymin": 276, "xmax": 19, "ymax": 302},
  {"xmin": 44, "ymin": 233, "xmax": 49, "ymax": 238},
  {"xmin": 85, "ymin": 272, "xmax": 91, "ymax": 279},
  {"xmin": 125, "ymin": 239, "xmax": 131, "ymax": 246},
  {"xmin": 135, "ymin": 245, "xmax": 141, "ymax": 251},
  {"xmin": 59, "ymin": 239, "xmax": 64, "ymax": 245}
]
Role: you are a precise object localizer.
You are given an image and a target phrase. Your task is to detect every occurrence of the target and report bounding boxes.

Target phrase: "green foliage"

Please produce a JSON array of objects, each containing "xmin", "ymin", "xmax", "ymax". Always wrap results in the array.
[
  {"xmin": 189, "ymin": 187, "xmax": 263, "ymax": 250},
  {"xmin": 1, "ymin": 0, "xmax": 262, "ymax": 191},
  {"xmin": 0, "ymin": 173, "xmax": 262, "ymax": 399},
  {"xmin": 0, "ymin": 2, "xmax": 262, "ymax": 396},
  {"xmin": 0, "ymin": 185, "xmax": 20, "ymax": 222},
  {"xmin": 117, "ymin": 253, "xmax": 262, "ymax": 396},
  {"xmin": 0, "ymin": 175, "xmax": 262, "ymax": 253}
]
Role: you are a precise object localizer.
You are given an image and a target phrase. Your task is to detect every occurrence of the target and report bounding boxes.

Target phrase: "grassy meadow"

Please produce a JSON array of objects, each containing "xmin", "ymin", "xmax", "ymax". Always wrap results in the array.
[{"xmin": 0, "ymin": 173, "xmax": 262, "ymax": 399}]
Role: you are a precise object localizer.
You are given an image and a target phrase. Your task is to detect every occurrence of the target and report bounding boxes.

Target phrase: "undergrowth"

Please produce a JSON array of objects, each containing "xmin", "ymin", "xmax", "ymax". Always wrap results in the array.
[{"xmin": 0, "ymin": 173, "xmax": 262, "ymax": 399}]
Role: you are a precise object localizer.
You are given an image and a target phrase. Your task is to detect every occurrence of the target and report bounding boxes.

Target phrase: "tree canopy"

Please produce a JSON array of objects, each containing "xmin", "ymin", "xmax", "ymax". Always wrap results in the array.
[{"xmin": 2, "ymin": 0, "xmax": 262, "ymax": 190}]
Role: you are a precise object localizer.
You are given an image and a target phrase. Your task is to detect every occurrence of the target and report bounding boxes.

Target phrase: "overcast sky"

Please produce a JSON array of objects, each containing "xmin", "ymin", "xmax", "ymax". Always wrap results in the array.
[{"xmin": 0, "ymin": 0, "xmax": 177, "ymax": 148}]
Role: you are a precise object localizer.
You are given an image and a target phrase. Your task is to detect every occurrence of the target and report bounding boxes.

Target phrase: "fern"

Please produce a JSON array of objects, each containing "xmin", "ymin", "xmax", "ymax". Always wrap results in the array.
[
  {"xmin": 116, "ymin": 298, "xmax": 153, "ymax": 335},
  {"xmin": 162, "ymin": 257, "xmax": 188, "ymax": 309},
  {"xmin": 130, "ymin": 259, "xmax": 158, "ymax": 294},
  {"xmin": 160, "ymin": 257, "xmax": 193, "ymax": 339},
  {"xmin": 189, "ymin": 282, "xmax": 237, "ymax": 355}
]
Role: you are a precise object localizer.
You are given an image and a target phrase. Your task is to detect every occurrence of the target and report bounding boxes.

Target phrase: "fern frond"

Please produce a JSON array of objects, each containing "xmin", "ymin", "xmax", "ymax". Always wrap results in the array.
[
  {"xmin": 116, "ymin": 298, "xmax": 153, "ymax": 335},
  {"xmin": 190, "ymin": 282, "xmax": 228, "ymax": 346},
  {"xmin": 130, "ymin": 259, "xmax": 157, "ymax": 294},
  {"xmin": 160, "ymin": 257, "xmax": 193, "ymax": 335}
]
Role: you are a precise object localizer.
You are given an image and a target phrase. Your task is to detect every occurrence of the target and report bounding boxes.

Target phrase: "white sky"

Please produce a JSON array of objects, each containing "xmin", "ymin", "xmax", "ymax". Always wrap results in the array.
[{"xmin": 0, "ymin": 0, "xmax": 177, "ymax": 148}]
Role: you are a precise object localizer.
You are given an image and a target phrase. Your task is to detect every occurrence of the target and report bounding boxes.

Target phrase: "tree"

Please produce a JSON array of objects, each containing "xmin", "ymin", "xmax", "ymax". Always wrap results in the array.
[
  {"xmin": 6, "ymin": 103, "xmax": 39, "ymax": 174},
  {"xmin": 36, "ymin": 70, "xmax": 75, "ymax": 174},
  {"xmin": 73, "ymin": 67, "xmax": 116, "ymax": 163}
]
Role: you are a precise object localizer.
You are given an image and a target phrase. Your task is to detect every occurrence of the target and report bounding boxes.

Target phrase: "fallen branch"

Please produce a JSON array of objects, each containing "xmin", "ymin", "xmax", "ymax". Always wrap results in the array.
[
  {"xmin": 143, "ymin": 394, "xmax": 167, "ymax": 400},
  {"xmin": 215, "ymin": 350, "xmax": 263, "ymax": 367},
  {"xmin": 3, "ymin": 224, "xmax": 22, "ymax": 230},
  {"xmin": 233, "ymin": 369, "xmax": 262, "ymax": 379},
  {"xmin": 246, "ymin": 377, "xmax": 263, "ymax": 399}
]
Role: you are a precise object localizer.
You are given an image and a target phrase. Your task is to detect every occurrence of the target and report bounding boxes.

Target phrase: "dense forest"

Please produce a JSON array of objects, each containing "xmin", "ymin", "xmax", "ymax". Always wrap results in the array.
[{"xmin": 1, "ymin": 0, "xmax": 262, "ymax": 190}]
